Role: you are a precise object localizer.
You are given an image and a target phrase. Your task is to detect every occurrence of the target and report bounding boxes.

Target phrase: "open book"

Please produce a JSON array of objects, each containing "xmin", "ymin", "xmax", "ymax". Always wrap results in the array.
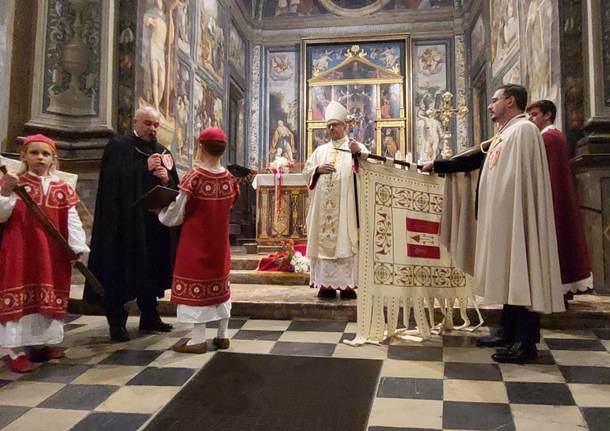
[{"xmin": 133, "ymin": 185, "xmax": 179, "ymax": 210}]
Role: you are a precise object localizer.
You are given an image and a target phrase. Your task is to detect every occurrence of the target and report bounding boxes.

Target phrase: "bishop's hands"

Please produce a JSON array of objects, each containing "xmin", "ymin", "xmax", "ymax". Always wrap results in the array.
[
  {"xmin": 147, "ymin": 153, "xmax": 170, "ymax": 185},
  {"xmin": 348, "ymin": 139, "xmax": 361, "ymax": 154},
  {"xmin": 316, "ymin": 163, "xmax": 336, "ymax": 175}
]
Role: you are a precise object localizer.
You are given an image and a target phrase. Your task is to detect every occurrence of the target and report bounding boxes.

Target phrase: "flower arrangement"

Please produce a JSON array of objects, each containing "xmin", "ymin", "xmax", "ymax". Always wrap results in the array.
[
  {"xmin": 268, "ymin": 154, "xmax": 294, "ymax": 174},
  {"xmin": 267, "ymin": 156, "xmax": 295, "ymax": 212},
  {"xmin": 290, "ymin": 250, "xmax": 310, "ymax": 273},
  {"xmin": 274, "ymin": 239, "xmax": 295, "ymax": 272},
  {"xmin": 272, "ymin": 239, "xmax": 310, "ymax": 273}
]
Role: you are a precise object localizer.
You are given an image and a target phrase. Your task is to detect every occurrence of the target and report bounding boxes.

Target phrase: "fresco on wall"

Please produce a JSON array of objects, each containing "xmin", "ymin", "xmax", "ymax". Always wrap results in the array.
[
  {"xmin": 229, "ymin": 23, "xmax": 247, "ymax": 79},
  {"xmin": 521, "ymin": 0, "xmax": 560, "ymax": 104},
  {"xmin": 267, "ymin": 49, "xmax": 299, "ymax": 166},
  {"xmin": 197, "ymin": 0, "xmax": 225, "ymax": 86},
  {"xmin": 413, "ymin": 42, "xmax": 450, "ymax": 162},
  {"xmin": 171, "ymin": 60, "xmax": 191, "ymax": 168},
  {"xmin": 308, "ymin": 43, "xmax": 401, "ymax": 78},
  {"xmin": 193, "ymin": 75, "xmax": 224, "ymax": 164},
  {"xmin": 261, "ymin": 0, "xmax": 453, "ymax": 18},
  {"xmin": 490, "ymin": 0, "xmax": 519, "ymax": 77},
  {"xmin": 470, "ymin": 14, "xmax": 485, "ymax": 63},
  {"xmin": 140, "ymin": 0, "xmax": 171, "ymax": 114},
  {"xmin": 173, "ymin": 0, "xmax": 190, "ymax": 54},
  {"xmin": 502, "ymin": 60, "xmax": 521, "ymax": 85}
]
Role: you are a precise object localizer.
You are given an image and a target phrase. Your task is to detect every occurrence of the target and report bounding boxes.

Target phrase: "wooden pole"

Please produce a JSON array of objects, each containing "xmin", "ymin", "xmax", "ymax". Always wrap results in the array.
[{"xmin": 0, "ymin": 166, "xmax": 105, "ymax": 296}]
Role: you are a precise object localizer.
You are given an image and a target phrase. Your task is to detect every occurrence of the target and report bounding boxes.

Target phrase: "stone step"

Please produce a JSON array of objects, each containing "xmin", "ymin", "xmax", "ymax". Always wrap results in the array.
[
  {"xmin": 230, "ymin": 254, "xmax": 261, "ymax": 270},
  {"xmin": 71, "ymin": 254, "xmax": 295, "ymax": 284},
  {"xmin": 67, "ymin": 284, "xmax": 610, "ymax": 329},
  {"xmin": 230, "ymin": 269, "xmax": 309, "ymax": 285}
]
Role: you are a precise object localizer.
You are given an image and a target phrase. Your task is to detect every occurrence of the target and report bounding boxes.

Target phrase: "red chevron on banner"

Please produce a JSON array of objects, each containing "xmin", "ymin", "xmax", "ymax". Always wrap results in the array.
[{"xmin": 406, "ymin": 217, "xmax": 440, "ymax": 259}]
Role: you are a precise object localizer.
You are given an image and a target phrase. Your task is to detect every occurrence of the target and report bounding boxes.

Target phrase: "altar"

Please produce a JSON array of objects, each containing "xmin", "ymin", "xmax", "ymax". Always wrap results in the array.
[{"xmin": 252, "ymin": 173, "xmax": 309, "ymax": 245}]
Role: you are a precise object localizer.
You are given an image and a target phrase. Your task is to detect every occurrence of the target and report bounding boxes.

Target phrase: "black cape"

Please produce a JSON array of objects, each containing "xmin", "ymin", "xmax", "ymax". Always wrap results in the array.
[{"xmin": 84, "ymin": 134, "xmax": 180, "ymax": 306}]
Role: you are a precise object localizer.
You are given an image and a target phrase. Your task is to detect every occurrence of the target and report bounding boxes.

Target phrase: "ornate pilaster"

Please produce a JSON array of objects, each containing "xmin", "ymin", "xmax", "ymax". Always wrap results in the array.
[
  {"xmin": 559, "ymin": 0, "xmax": 586, "ymax": 157},
  {"xmin": 27, "ymin": 0, "xmax": 115, "ymax": 143},
  {"xmin": 117, "ymin": 0, "xmax": 137, "ymax": 135},
  {"xmin": 571, "ymin": 0, "xmax": 610, "ymax": 291},
  {"xmin": 249, "ymin": 44, "xmax": 262, "ymax": 169},
  {"xmin": 454, "ymin": 34, "xmax": 469, "ymax": 151},
  {"xmin": 0, "ymin": 0, "xmax": 16, "ymax": 151}
]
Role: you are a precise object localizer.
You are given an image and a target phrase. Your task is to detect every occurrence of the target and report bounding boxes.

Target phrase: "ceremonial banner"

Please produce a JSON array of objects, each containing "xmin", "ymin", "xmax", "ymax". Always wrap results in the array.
[{"xmin": 351, "ymin": 159, "xmax": 481, "ymax": 344}]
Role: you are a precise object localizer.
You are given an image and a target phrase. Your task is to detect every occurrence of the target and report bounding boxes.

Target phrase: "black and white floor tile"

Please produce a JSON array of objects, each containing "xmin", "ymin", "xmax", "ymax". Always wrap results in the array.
[{"xmin": 0, "ymin": 315, "xmax": 608, "ymax": 431}]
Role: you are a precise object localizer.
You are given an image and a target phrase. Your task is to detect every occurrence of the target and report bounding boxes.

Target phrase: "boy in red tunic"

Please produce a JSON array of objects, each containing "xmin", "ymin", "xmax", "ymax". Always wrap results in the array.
[
  {"xmin": 527, "ymin": 100, "xmax": 593, "ymax": 296},
  {"xmin": 0, "ymin": 134, "xmax": 88, "ymax": 372},
  {"xmin": 159, "ymin": 128, "xmax": 238, "ymax": 353}
]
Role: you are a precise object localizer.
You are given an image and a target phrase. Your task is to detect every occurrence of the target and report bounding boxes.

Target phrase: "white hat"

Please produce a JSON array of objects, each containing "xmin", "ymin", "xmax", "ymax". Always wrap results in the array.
[{"xmin": 324, "ymin": 101, "xmax": 348, "ymax": 123}]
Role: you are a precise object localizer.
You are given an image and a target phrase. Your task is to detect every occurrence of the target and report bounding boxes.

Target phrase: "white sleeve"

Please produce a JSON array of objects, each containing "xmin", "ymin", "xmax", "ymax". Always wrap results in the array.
[
  {"xmin": 302, "ymin": 147, "xmax": 321, "ymax": 188},
  {"xmin": 158, "ymin": 190, "xmax": 189, "ymax": 226},
  {"xmin": 0, "ymin": 194, "xmax": 17, "ymax": 223},
  {"xmin": 68, "ymin": 206, "xmax": 90, "ymax": 255},
  {"xmin": 358, "ymin": 142, "xmax": 370, "ymax": 156}
]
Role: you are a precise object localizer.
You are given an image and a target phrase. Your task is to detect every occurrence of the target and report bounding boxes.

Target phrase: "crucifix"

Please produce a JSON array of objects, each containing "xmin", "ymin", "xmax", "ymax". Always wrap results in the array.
[{"xmin": 429, "ymin": 91, "xmax": 469, "ymax": 158}]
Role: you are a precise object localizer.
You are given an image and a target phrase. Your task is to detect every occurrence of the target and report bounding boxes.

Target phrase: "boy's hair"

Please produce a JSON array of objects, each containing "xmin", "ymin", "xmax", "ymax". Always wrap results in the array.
[
  {"xmin": 198, "ymin": 127, "xmax": 228, "ymax": 158},
  {"xmin": 497, "ymin": 84, "xmax": 528, "ymax": 111},
  {"xmin": 526, "ymin": 99, "xmax": 557, "ymax": 123},
  {"xmin": 199, "ymin": 139, "xmax": 227, "ymax": 157}
]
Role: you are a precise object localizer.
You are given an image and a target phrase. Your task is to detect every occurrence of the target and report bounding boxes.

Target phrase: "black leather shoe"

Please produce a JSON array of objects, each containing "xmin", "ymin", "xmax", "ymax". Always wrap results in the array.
[
  {"xmin": 492, "ymin": 342, "xmax": 537, "ymax": 364},
  {"xmin": 339, "ymin": 289, "xmax": 357, "ymax": 300},
  {"xmin": 317, "ymin": 289, "xmax": 337, "ymax": 299},
  {"xmin": 110, "ymin": 325, "xmax": 130, "ymax": 342},
  {"xmin": 475, "ymin": 335, "xmax": 510, "ymax": 348},
  {"xmin": 139, "ymin": 316, "xmax": 173, "ymax": 333}
]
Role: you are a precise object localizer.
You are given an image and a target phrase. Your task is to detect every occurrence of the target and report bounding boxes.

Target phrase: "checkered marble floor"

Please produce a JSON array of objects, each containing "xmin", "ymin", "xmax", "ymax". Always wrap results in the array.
[{"xmin": 0, "ymin": 315, "xmax": 609, "ymax": 431}]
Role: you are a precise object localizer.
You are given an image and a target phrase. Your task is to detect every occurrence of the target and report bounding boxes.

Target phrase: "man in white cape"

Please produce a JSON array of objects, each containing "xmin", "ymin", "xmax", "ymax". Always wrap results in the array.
[
  {"xmin": 303, "ymin": 101, "xmax": 368, "ymax": 300},
  {"xmin": 423, "ymin": 84, "xmax": 564, "ymax": 363}
]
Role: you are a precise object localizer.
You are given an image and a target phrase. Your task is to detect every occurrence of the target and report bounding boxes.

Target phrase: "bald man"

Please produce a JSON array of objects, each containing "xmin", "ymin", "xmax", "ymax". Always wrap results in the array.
[{"xmin": 86, "ymin": 108, "xmax": 179, "ymax": 342}]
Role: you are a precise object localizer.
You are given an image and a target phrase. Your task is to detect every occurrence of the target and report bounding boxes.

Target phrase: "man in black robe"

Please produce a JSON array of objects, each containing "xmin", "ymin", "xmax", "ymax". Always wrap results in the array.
[{"xmin": 86, "ymin": 107, "xmax": 179, "ymax": 342}]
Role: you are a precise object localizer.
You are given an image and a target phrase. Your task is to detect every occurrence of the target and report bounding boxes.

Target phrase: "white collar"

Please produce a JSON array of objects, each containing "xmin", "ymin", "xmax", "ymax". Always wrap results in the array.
[
  {"xmin": 331, "ymin": 136, "xmax": 349, "ymax": 149},
  {"xmin": 26, "ymin": 171, "xmax": 58, "ymax": 181},
  {"xmin": 500, "ymin": 113, "xmax": 527, "ymax": 132}
]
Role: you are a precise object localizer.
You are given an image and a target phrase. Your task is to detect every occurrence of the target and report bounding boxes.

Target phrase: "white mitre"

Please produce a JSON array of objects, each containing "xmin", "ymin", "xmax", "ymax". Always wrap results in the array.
[{"xmin": 325, "ymin": 101, "xmax": 348, "ymax": 123}]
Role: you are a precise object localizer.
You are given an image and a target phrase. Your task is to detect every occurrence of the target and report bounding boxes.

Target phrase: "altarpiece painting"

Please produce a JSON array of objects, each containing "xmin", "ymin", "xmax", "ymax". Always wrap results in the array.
[{"xmin": 304, "ymin": 36, "xmax": 410, "ymax": 159}]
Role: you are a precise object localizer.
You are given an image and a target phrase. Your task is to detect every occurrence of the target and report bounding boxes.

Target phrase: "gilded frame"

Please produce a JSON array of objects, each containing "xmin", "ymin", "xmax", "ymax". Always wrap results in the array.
[{"xmin": 301, "ymin": 34, "xmax": 412, "ymax": 160}]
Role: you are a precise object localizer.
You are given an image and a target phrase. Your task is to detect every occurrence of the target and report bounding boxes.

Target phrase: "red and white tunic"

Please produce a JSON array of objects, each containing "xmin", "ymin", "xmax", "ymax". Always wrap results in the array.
[
  {"xmin": 0, "ymin": 172, "xmax": 88, "ymax": 348},
  {"xmin": 159, "ymin": 167, "xmax": 238, "ymax": 323}
]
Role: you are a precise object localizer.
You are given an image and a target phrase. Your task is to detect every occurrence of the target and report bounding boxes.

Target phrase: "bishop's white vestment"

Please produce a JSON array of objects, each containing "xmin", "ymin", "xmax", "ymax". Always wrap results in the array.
[{"xmin": 303, "ymin": 136, "xmax": 368, "ymax": 290}]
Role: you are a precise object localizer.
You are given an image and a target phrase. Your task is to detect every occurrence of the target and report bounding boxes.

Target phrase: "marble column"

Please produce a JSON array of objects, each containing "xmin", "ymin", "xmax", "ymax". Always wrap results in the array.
[
  {"xmin": 572, "ymin": 0, "xmax": 610, "ymax": 292},
  {"xmin": 0, "ymin": 0, "xmax": 16, "ymax": 152},
  {"xmin": 248, "ymin": 44, "xmax": 262, "ymax": 170}
]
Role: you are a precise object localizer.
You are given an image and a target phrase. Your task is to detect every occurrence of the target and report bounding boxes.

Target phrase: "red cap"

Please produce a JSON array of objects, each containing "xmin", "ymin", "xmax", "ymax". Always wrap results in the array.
[
  {"xmin": 22, "ymin": 134, "xmax": 57, "ymax": 152},
  {"xmin": 199, "ymin": 127, "xmax": 227, "ymax": 144}
]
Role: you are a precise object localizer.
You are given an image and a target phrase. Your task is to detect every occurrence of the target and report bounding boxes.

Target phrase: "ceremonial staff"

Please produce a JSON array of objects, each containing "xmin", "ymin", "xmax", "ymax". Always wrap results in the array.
[
  {"xmin": 334, "ymin": 147, "xmax": 422, "ymax": 169},
  {"xmin": 0, "ymin": 165, "xmax": 105, "ymax": 296}
]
